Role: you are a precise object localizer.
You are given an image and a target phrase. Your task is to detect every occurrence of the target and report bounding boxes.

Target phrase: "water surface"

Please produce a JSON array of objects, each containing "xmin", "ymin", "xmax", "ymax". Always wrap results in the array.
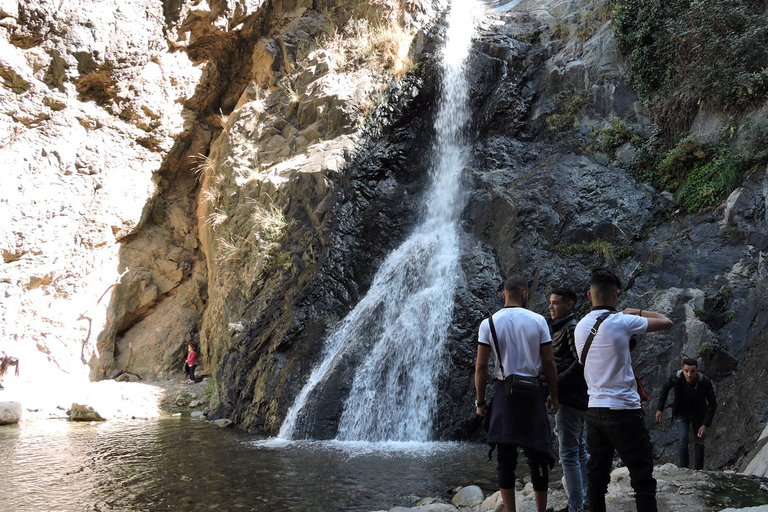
[{"xmin": 0, "ymin": 419, "xmax": 498, "ymax": 512}]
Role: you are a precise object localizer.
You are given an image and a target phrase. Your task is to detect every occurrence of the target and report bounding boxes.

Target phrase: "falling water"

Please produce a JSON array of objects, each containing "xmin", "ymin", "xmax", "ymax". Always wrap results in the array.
[{"xmin": 278, "ymin": 0, "xmax": 480, "ymax": 442}]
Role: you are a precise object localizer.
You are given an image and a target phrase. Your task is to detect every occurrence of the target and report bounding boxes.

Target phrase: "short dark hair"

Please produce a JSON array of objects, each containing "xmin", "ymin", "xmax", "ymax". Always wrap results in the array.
[
  {"xmin": 551, "ymin": 287, "xmax": 577, "ymax": 304},
  {"xmin": 590, "ymin": 268, "xmax": 622, "ymax": 294},
  {"xmin": 504, "ymin": 276, "xmax": 528, "ymax": 298},
  {"xmin": 682, "ymin": 357, "xmax": 698, "ymax": 367}
]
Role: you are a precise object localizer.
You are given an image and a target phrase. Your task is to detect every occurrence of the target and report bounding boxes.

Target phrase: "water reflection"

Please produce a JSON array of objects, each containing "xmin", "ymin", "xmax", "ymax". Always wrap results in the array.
[{"xmin": 0, "ymin": 419, "xmax": 497, "ymax": 512}]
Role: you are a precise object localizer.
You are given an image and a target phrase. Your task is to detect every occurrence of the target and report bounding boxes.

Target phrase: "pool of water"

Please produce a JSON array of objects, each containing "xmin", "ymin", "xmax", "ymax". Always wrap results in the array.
[{"xmin": 0, "ymin": 418, "xmax": 500, "ymax": 512}]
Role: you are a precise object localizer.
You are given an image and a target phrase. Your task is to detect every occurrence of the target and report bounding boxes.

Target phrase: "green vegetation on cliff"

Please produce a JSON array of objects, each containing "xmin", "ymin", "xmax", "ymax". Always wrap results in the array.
[
  {"xmin": 611, "ymin": 0, "xmax": 768, "ymax": 211},
  {"xmin": 613, "ymin": 0, "xmax": 768, "ymax": 115}
]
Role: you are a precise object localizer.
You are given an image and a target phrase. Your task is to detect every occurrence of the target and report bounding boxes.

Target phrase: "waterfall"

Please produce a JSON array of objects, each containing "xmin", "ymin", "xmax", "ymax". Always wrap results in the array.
[{"xmin": 278, "ymin": 0, "xmax": 480, "ymax": 442}]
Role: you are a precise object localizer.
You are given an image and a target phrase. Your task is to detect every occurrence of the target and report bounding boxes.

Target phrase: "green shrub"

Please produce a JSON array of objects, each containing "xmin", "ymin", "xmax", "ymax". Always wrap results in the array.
[
  {"xmin": 699, "ymin": 341, "xmax": 718, "ymax": 358},
  {"xmin": 203, "ymin": 378, "xmax": 215, "ymax": 401},
  {"xmin": 676, "ymin": 145, "xmax": 742, "ymax": 211},
  {"xmin": 546, "ymin": 92, "xmax": 587, "ymax": 132},
  {"xmin": 657, "ymin": 136, "xmax": 711, "ymax": 191},
  {"xmin": 588, "ymin": 116, "xmax": 636, "ymax": 155},
  {"xmin": 630, "ymin": 135, "xmax": 746, "ymax": 212},
  {"xmin": 613, "ymin": 0, "xmax": 768, "ymax": 112}
]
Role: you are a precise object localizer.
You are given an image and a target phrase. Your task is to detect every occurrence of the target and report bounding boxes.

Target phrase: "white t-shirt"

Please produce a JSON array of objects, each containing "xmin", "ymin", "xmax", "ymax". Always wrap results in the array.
[
  {"xmin": 478, "ymin": 307, "xmax": 552, "ymax": 379},
  {"xmin": 574, "ymin": 309, "xmax": 648, "ymax": 409}
]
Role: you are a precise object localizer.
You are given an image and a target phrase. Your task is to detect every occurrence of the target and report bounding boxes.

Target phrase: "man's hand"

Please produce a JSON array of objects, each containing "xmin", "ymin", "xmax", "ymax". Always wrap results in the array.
[
  {"xmin": 547, "ymin": 395, "xmax": 559, "ymax": 414},
  {"xmin": 698, "ymin": 425, "xmax": 708, "ymax": 438},
  {"xmin": 655, "ymin": 410, "xmax": 663, "ymax": 423},
  {"xmin": 476, "ymin": 404, "xmax": 488, "ymax": 417}
]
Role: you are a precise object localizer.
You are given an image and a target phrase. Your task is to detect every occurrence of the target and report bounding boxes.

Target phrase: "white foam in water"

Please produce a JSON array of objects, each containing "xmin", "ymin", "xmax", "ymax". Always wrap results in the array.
[
  {"xmin": 251, "ymin": 438, "xmax": 462, "ymax": 458},
  {"xmin": 278, "ymin": 0, "xmax": 482, "ymax": 442}
]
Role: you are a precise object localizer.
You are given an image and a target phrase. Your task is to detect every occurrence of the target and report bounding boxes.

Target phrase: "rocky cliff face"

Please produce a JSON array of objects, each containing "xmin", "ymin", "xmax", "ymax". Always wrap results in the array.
[{"xmin": 4, "ymin": 0, "xmax": 768, "ymax": 471}]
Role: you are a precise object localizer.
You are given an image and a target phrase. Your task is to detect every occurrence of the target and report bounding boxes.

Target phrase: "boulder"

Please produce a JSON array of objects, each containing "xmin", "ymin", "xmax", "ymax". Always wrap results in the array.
[
  {"xmin": 451, "ymin": 486, "xmax": 484, "ymax": 508},
  {"xmin": 0, "ymin": 401, "xmax": 22, "ymax": 425},
  {"xmin": 212, "ymin": 418, "xmax": 233, "ymax": 428},
  {"xmin": 480, "ymin": 491, "xmax": 503, "ymax": 512},
  {"xmin": 68, "ymin": 403, "xmax": 105, "ymax": 422}
]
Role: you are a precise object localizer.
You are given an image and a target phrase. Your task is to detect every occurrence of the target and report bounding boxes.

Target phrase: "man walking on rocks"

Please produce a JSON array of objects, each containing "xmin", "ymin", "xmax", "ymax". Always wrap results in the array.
[
  {"xmin": 475, "ymin": 276, "xmax": 560, "ymax": 512},
  {"xmin": 574, "ymin": 268, "xmax": 673, "ymax": 512},
  {"xmin": 549, "ymin": 287, "xmax": 589, "ymax": 512},
  {"xmin": 655, "ymin": 358, "xmax": 717, "ymax": 470}
]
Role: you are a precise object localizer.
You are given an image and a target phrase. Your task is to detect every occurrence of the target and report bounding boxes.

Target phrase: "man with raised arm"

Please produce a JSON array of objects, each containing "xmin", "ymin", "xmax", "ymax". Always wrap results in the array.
[
  {"xmin": 655, "ymin": 358, "xmax": 717, "ymax": 470},
  {"xmin": 475, "ymin": 276, "xmax": 559, "ymax": 512},
  {"xmin": 574, "ymin": 268, "xmax": 673, "ymax": 512}
]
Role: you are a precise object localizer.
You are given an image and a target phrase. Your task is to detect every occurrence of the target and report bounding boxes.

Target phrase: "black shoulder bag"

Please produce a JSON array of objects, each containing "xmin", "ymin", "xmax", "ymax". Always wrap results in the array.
[
  {"xmin": 488, "ymin": 311, "xmax": 540, "ymax": 400},
  {"xmin": 579, "ymin": 312, "xmax": 611, "ymax": 365}
]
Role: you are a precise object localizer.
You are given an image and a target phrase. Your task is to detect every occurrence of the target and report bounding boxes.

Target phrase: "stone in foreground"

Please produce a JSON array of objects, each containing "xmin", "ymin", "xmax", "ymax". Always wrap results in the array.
[
  {"xmin": 0, "ymin": 401, "xmax": 22, "ymax": 425},
  {"xmin": 68, "ymin": 403, "xmax": 105, "ymax": 421}
]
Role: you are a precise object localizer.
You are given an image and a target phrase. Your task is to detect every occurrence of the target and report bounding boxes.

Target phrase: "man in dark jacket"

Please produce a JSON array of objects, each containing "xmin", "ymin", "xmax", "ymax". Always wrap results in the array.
[
  {"xmin": 655, "ymin": 358, "xmax": 717, "ymax": 470},
  {"xmin": 549, "ymin": 287, "xmax": 589, "ymax": 512}
]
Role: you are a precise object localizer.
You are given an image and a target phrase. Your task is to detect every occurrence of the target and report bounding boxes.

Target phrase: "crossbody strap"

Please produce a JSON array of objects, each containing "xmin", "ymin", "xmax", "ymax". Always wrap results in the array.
[
  {"xmin": 487, "ymin": 311, "xmax": 506, "ymax": 379},
  {"xmin": 579, "ymin": 311, "xmax": 612, "ymax": 365}
]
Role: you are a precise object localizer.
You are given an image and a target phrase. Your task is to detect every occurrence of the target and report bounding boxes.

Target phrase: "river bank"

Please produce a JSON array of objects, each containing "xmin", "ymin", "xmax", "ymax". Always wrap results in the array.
[
  {"xmin": 0, "ymin": 373, "xmax": 211, "ymax": 421},
  {"xmin": 373, "ymin": 464, "xmax": 768, "ymax": 512}
]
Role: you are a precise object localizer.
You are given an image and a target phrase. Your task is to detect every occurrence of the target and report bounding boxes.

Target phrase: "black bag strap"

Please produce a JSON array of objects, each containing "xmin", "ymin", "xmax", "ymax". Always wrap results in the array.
[
  {"xmin": 580, "ymin": 311, "xmax": 612, "ymax": 365},
  {"xmin": 487, "ymin": 311, "xmax": 506, "ymax": 379}
]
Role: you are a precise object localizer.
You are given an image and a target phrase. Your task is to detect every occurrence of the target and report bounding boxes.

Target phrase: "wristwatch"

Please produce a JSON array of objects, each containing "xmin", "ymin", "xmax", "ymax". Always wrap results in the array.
[{"xmin": 475, "ymin": 399, "xmax": 486, "ymax": 408}]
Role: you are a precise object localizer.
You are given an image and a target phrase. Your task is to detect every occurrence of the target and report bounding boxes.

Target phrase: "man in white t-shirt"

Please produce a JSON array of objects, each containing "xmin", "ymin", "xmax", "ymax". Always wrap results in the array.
[
  {"xmin": 475, "ymin": 276, "xmax": 559, "ymax": 512},
  {"xmin": 574, "ymin": 268, "xmax": 673, "ymax": 512}
]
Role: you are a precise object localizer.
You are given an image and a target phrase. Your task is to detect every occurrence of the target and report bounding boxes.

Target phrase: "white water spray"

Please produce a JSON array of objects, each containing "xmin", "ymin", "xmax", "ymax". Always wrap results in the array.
[{"xmin": 278, "ymin": 0, "xmax": 481, "ymax": 442}]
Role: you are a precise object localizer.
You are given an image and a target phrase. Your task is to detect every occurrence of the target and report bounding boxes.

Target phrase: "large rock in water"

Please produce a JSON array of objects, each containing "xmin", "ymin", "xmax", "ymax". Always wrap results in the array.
[
  {"xmin": 68, "ymin": 403, "xmax": 105, "ymax": 422},
  {"xmin": 0, "ymin": 402, "xmax": 22, "ymax": 425}
]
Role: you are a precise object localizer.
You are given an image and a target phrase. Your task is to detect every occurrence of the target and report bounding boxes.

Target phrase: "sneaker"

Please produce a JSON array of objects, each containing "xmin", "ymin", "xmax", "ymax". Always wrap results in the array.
[{"xmin": 186, "ymin": 380, "xmax": 194, "ymax": 384}]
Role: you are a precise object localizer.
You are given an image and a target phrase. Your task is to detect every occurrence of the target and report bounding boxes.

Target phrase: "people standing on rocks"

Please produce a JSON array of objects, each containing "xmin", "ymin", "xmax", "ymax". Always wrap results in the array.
[
  {"xmin": 549, "ymin": 287, "xmax": 589, "ymax": 512},
  {"xmin": 574, "ymin": 268, "xmax": 673, "ymax": 512},
  {"xmin": 185, "ymin": 344, "xmax": 198, "ymax": 384},
  {"xmin": 655, "ymin": 358, "xmax": 717, "ymax": 470},
  {"xmin": 475, "ymin": 276, "xmax": 560, "ymax": 512}
]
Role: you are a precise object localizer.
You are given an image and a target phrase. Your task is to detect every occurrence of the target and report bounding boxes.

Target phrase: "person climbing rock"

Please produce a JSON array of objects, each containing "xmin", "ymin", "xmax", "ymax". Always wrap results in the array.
[{"xmin": 655, "ymin": 358, "xmax": 717, "ymax": 470}]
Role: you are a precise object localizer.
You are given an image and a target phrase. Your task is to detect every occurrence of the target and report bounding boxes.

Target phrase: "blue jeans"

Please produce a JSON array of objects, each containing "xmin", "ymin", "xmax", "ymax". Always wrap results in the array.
[
  {"xmin": 556, "ymin": 404, "xmax": 589, "ymax": 512},
  {"xmin": 676, "ymin": 413, "xmax": 705, "ymax": 469},
  {"xmin": 586, "ymin": 408, "xmax": 657, "ymax": 512}
]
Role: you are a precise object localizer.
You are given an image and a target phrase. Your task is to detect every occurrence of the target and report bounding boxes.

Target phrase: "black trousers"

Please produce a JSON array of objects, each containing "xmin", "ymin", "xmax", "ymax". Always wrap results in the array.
[
  {"xmin": 676, "ymin": 412, "xmax": 706, "ymax": 469},
  {"xmin": 496, "ymin": 443, "xmax": 550, "ymax": 492},
  {"xmin": 586, "ymin": 408, "xmax": 657, "ymax": 512}
]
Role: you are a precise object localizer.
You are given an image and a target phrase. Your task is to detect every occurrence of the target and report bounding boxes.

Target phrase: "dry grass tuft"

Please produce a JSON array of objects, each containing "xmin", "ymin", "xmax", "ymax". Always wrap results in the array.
[
  {"xmin": 320, "ymin": 18, "xmax": 414, "ymax": 77},
  {"xmin": 194, "ymin": 154, "xmax": 216, "ymax": 183}
]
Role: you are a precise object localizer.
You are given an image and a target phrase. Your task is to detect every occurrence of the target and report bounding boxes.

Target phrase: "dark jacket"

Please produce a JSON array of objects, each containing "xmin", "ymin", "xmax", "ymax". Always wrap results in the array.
[
  {"xmin": 551, "ymin": 314, "xmax": 588, "ymax": 410},
  {"xmin": 657, "ymin": 370, "xmax": 717, "ymax": 427}
]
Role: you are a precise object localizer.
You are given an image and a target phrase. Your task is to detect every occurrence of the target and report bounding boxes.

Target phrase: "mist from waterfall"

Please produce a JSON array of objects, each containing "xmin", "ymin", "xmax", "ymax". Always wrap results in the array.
[{"xmin": 278, "ymin": 0, "xmax": 480, "ymax": 442}]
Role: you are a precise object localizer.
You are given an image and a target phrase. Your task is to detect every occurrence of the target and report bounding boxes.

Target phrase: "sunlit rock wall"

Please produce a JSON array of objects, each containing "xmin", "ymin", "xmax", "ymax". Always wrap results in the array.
[{"xmin": 0, "ymin": 0, "xmax": 201, "ymax": 384}]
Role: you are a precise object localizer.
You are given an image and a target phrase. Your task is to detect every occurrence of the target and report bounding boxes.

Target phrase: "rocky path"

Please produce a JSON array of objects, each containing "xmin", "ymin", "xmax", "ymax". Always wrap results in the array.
[{"xmin": 377, "ymin": 464, "xmax": 768, "ymax": 512}]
